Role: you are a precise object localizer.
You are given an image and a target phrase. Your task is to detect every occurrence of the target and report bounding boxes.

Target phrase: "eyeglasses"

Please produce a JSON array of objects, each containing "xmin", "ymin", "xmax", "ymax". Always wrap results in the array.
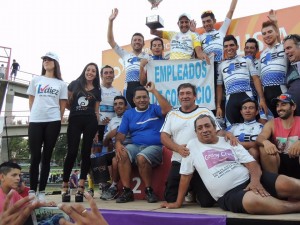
[
  {"xmin": 43, "ymin": 57, "xmax": 54, "ymax": 62},
  {"xmin": 283, "ymin": 34, "xmax": 300, "ymax": 43},
  {"xmin": 103, "ymin": 71, "xmax": 114, "ymax": 75}
]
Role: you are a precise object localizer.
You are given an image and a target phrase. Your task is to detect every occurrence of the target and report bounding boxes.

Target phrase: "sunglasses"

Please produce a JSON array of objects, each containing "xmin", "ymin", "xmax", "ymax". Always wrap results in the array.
[
  {"xmin": 43, "ymin": 57, "xmax": 54, "ymax": 62},
  {"xmin": 283, "ymin": 34, "xmax": 300, "ymax": 43}
]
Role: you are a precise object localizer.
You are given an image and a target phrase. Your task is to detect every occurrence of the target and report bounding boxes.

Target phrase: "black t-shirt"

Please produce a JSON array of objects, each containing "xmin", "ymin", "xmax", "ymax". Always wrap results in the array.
[
  {"xmin": 11, "ymin": 62, "xmax": 20, "ymax": 70},
  {"xmin": 68, "ymin": 80, "xmax": 101, "ymax": 118}
]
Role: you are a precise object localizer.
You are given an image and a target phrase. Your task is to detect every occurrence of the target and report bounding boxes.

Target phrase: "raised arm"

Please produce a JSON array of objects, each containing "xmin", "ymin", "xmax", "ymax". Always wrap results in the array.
[
  {"xmin": 107, "ymin": 8, "xmax": 118, "ymax": 48},
  {"xmin": 139, "ymin": 59, "xmax": 148, "ymax": 86},
  {"xmin": 226, "ymin": 0, "xmax": 238, "ymax": 19},
  {"xmin": 150, "ymin": 29, "xmax": 163, "ymax": 38},
  {"xmin": 267, "ymin": 9, "xmax": 281, "ymax": 43},
  {"xmin": 145, "ymin": 81, "xmax": 172, "ymax": 115}
]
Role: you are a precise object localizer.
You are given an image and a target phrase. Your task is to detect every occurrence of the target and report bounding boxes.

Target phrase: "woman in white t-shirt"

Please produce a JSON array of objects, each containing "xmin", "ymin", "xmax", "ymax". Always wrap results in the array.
[{"xmin": 26, "ymin": 52, "xmax": 68, "ymax": 198}]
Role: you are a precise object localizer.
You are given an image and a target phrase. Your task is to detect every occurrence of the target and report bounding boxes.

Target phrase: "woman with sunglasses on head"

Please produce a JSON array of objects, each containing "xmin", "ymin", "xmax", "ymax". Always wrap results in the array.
[
  {"xmin": 62, "ymin": 62, "xmax": 101, "ymax": 202},
  {"xmin": 26, "ymin": 52, "xmax": 68, "ymax": 199}
]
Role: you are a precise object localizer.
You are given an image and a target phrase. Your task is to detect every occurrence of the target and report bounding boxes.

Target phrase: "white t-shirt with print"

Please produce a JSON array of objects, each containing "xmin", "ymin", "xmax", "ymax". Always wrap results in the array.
[
  {"xmin": 180, "ymin": 137, "xmax": 255, "ymax": 200},
  {"xmin": 27, "ymin": 76, "xmax": 68, "ymax": 122}
]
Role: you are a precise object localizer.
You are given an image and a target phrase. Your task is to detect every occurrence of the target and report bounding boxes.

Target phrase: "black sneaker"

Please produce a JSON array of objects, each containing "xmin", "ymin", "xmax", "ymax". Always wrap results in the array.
[
  {"xmin": 101, "ymin": 186, "xmax": 118, "ymax": 200},
  {"xmin": 116, "ymin": 187, "xmax": 134, "ymax": 203},
  {"xmin": 145, "ymin": 187, "xmax": 158, "ymax": 203}
]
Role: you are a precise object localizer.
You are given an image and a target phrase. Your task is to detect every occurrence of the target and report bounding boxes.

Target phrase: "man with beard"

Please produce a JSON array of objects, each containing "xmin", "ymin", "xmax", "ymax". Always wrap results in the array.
[
  {"xmin": 107, "ymin": 8, "xmax": 151, "ymax": 108},
  {"xmin": 256, "ymin": 93, "xmax": 300, "ymax": 179}
]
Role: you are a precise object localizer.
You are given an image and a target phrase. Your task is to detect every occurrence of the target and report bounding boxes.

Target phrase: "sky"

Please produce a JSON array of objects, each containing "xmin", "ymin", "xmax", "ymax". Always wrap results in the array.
[{"xmin": 1, "ymin": 0, "xmax": 299, "ymax": 114}]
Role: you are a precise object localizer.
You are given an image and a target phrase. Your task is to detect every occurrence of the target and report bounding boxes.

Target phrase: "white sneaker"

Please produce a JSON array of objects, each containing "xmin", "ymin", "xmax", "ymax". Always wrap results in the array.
[
  {"xmin": 38, "ymin": 191, "xmax": 46, "ymax": 202},
  {"xmin": 28, "ymin": 190, "xmax": 36, "ymax": 202},
  {"xmin": 184, "ymin": 191, "xmax": 194, "ymax": 203}
]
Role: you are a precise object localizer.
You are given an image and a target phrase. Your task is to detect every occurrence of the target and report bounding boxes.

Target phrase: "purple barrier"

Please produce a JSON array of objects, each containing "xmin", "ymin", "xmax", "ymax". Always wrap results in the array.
[{"xmin": 100, "ymin": 209, "xmax": 226, "ymax": 225}]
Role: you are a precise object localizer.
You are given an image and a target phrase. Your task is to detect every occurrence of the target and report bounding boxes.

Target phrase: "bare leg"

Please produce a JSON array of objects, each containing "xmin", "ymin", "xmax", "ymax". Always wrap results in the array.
[
  {"xmin": 276, "ymin": 174, "xmax": 300, "ymax": 199},
  {"xmin": 112, "ymin": 157, "xmax": 119, "ymax": 183},
  {"xmin": 243, "ymin": 191, "xmax": 300, "ymax": 214},
  {"xmin": 137, "ymin": 155, "xmax": 152, "ymax": 187},
  {"xmin": 259, "ymin": 146, "xmax": 280, "ymax": 173},
  {"xmin": 117, "ymin": 151, "xmax": 131, "ymax": 188}
]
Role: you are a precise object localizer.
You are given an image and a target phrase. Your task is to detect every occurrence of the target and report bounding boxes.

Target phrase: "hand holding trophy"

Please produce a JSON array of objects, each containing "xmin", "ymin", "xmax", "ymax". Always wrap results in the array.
[{"xmin": 146, "ymin": 0, "xmax": 164, "ymax": 29}]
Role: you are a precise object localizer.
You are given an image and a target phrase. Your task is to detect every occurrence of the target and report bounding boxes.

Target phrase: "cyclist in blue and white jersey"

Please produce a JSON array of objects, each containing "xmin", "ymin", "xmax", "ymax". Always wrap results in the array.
[
  {"xmin": 244, "ymin": 38, "xmax": 273, "ymax": 123},
  {"xmin": 107, "ymin": 8, "xmax": 151, "ymax": 108},
  {"xmin": 259, "ymin": 19, "xmax": 288, "ymax": 117},
  {"xmin": 140, "ymin": 37, "xmax": 166, "ymax": 86},
  {"xmin": 191, "ymin": 0, "xmax": 238, "ymax": 113},
  {"xmin": 198, "ymin": 0, "xmax": 237, "ymax": 64},
  {"xmin": 226, "ymin": 98, "xmax": 263, "ymax": 161},
  {"xmin": 216, "ymin": 35, "xmax": 268, "ymax": 127}
]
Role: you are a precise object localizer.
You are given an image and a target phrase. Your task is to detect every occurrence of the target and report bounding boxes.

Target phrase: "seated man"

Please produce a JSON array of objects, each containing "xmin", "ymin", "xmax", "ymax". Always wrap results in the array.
[
  {"xmin": 256, "ymin": 93, "xmax": 300, "ymax": 179},
  {"xmin": 162, "ymin": 114, "xmax": 300, "ymax": 214},
  {"xmin": 226, "ymin": 98, "xmax": 263, "ymax": 161},
  {"xmin": 115, "ymin": 82, "xmax": 172, "ymax": 203},
  {"xmin": 100, "ymin": 95, "xmax": 131, "ymax": 200}
]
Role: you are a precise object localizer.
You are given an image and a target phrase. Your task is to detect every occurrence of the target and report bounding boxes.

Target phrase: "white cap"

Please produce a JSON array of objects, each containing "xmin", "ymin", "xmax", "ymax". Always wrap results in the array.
[
  {"xmin": 41, "ymin": 52, "xmax": 59, "ymax": 62},
  {"xmin": 178, "ymin": 13, "xmax": 191, "ymax": 21}
]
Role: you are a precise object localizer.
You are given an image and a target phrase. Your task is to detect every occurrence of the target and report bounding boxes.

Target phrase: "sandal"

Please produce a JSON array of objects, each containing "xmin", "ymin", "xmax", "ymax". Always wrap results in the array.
[
  {"xmin": 62, "ymin": 185, "xmax": 70, "ymax": 202},
  {"xmin": 75, "ymin": 185, "xmax": 85, "ymax": 202}
]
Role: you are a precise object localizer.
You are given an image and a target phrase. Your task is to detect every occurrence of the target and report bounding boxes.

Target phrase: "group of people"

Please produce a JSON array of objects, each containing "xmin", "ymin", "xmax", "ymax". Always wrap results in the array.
[
  {"xmin": 104, "ymin": 0, "xmax": 300, "ymax": 215},
  {"xmin": 2, "ymin": 2, "xmax": 300, "ymax": 224}
]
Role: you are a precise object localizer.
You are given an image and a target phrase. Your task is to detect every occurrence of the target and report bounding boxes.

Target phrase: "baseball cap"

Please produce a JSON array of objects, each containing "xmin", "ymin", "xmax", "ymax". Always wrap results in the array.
[
  {"xmin": 41, "ymin": 52, "xmax": 59, "ymax": 62},
  {"xmin": 272, "ymin": 93, "xmax": 295, "ymax": 105},
  {"xmin": 178, "ymin": 13, "xmax": 191, "ymax": 21}
]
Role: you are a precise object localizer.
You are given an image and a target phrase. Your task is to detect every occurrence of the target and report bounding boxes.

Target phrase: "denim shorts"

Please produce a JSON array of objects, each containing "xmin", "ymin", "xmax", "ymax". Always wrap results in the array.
[{"xmin": 125, "ymin": 144, "xmax": 163, "ymax": 167}]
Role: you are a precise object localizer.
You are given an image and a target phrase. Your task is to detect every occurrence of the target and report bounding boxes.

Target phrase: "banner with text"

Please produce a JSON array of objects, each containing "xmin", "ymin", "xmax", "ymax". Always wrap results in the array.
[{"xmin": 146, "ymin": 58, "xmax": 214, "ymax": 109}]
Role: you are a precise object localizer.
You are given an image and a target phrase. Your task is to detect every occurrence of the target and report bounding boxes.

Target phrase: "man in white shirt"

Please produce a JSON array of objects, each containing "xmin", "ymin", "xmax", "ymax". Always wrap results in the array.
[{"xmin": 161, "ymin": 114, "xmax": 300, "ymax": 214}]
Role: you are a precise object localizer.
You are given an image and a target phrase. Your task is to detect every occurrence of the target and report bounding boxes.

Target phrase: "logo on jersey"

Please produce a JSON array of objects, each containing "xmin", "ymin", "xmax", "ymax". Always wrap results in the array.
[
  {"xmin": 223, "ymin": 62, "xmax": 247, "ymax": 74},
  {"xmin": 261, "ymin": 50, "xmax": 285, "ymax": 65},
  {"xmin": 127, "ymin": 57, "xmax": 141, "ymax": 65},
  {"xmin": 202, "ymin": 33, "xmax": 220, "ymax": 45}
]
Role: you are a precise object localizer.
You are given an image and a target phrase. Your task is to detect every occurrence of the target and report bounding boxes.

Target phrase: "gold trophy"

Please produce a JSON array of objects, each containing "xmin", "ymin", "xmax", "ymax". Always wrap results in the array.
[{"xmin": 146, "ymin": 0, "xmax": 164, "ymax": 29}]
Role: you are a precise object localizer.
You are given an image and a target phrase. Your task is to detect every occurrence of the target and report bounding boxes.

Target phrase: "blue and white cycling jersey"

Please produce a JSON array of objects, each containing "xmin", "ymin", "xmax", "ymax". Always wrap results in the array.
[
  {"xmin": 226, "ymin": 120, "xmax": 263, "ymax": 142},
  {"xmin": 114, "ymin": 44, "xmax": 151, "ymax": 83},
  {"xmin": 217, "ymin": 55, "xmax": 258, "ymax": 96},
  {"xmin": 259, "ymin": 43, "xmax": 288, "ymax": 87},
  {"xmin": 199, "ymin": 18, "xmax": 231, "ymax": 62}
]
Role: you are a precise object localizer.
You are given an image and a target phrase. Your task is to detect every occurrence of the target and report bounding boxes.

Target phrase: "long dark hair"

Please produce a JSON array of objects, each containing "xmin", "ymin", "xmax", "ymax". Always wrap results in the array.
[
  {"xmin": 41, "ymin": 60, "xmax": 63, "ymax": 80},
  {"xmin": 73, "ymin": 62, "xmax": 100, "ymax": 98}
]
